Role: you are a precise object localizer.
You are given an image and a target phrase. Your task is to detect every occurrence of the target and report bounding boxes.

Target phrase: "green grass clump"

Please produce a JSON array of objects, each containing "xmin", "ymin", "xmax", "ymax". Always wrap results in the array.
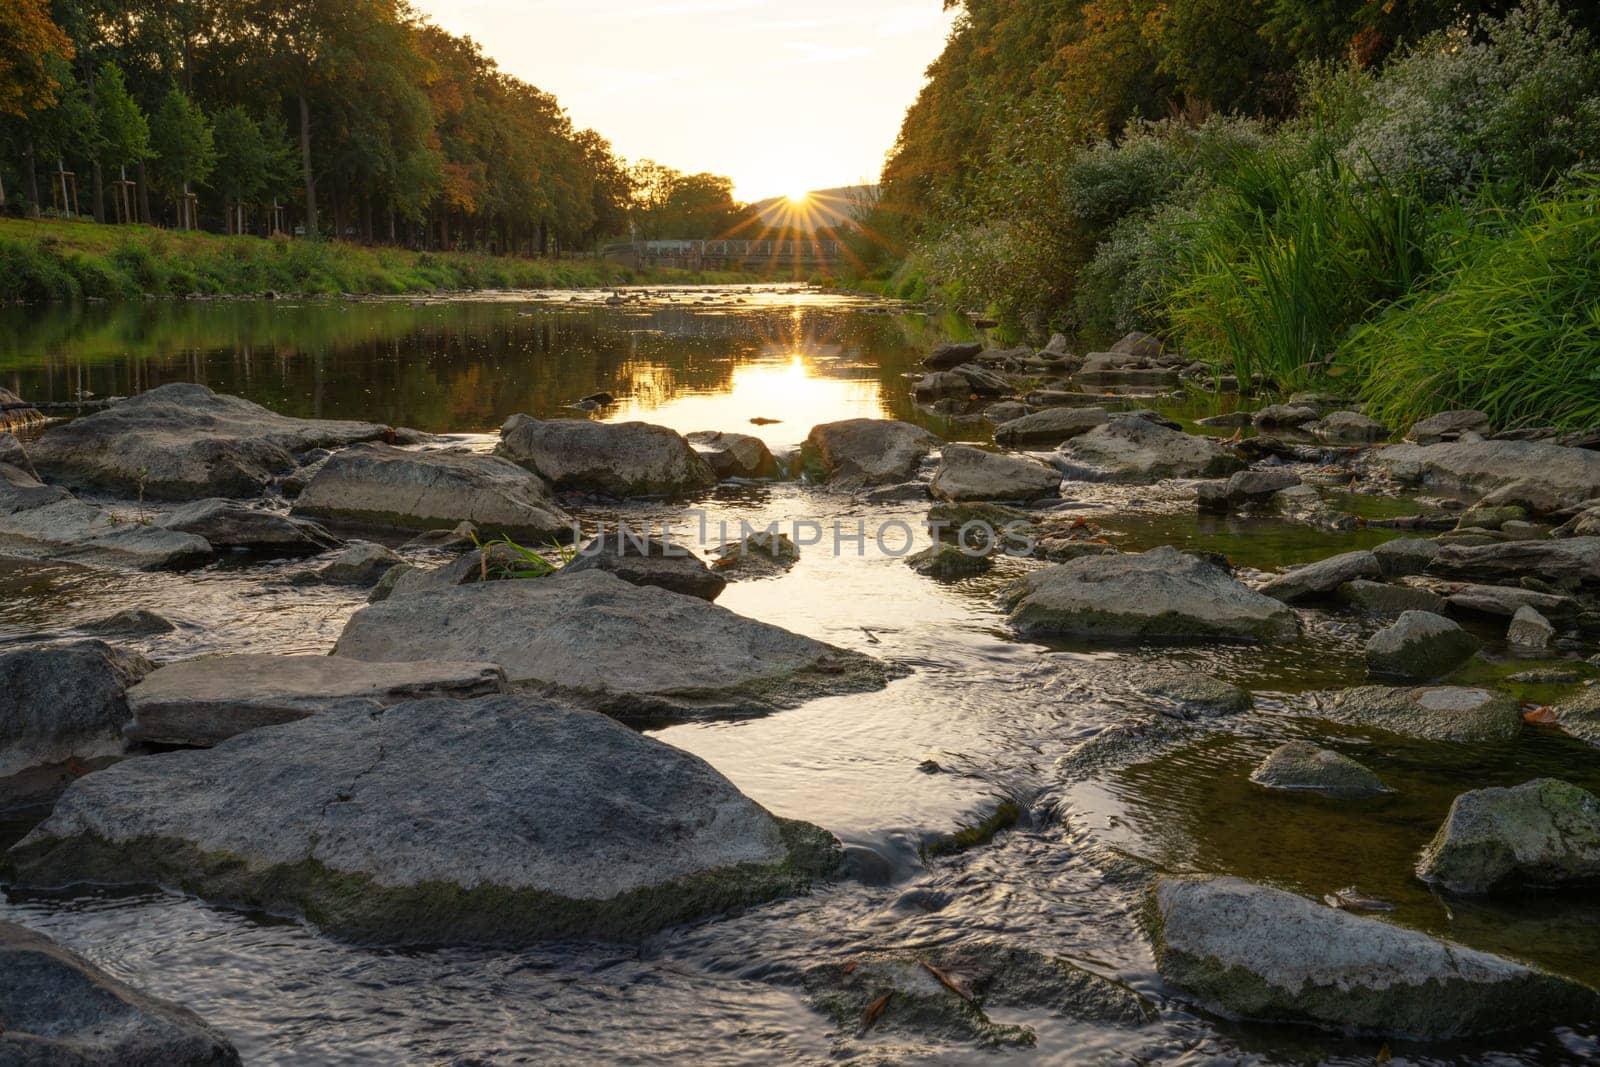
[{"xmin": 1346, "ymin": 177, "xmax": 1600, "ymax": 431}]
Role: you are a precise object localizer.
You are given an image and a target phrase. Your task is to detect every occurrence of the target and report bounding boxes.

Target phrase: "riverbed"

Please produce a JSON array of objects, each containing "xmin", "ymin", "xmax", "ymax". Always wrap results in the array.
[{"xmin": 2, "ymin": 285, "xmax": 1597, "ymax": 1065}]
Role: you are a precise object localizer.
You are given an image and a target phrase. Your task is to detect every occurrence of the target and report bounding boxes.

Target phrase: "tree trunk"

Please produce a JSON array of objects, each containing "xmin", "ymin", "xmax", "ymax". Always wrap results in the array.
[
  {"xmin": 23, "ymin": 139, "xmax": 40, "ymax": 218},
  {"xmin": 92, "ymin": 163, "xmax": 105, "ymax": 223},
  {"xmin": 137, "ymin": 160, "xmax": 152, "ymax": 223},
  {"xmin": 298, "ymin": 88, "xmax": 317, "ymax": 237}
]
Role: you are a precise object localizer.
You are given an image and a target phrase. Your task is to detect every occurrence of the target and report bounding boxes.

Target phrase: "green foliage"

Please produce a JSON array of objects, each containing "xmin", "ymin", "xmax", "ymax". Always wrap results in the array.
[
  {"xmin": 91, "ymin": 63, "xmax": 149, "ymax": 174},
  {"xmin": 1347, "ymin": 177, "xmax": 1600, "ymax": 430},
  {"xmin": 149, "ymin": 86, "xmax": 215, "ymax": 194},
  {"xmin": 474, "ymin": 533, "xmax": 576, "ymax": 580},
  {"xmin": 210, "ymin": 106, "xmax": 270, "ymax": 204}
]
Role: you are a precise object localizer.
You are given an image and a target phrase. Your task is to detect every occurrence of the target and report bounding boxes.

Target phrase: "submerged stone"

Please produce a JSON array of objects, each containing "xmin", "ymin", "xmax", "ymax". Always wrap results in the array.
[
  {"xmin": 0, "ymin": 920, "xmax": 241, "ymax": 1065},
  {"xmin": 1004, "ymin": 546, "xmax": 1300, "ymax": 643},
  {"xmin": 1147, "ymin": 875, "xmax": 1599, "ymax": 1039},
  {"xmin": 26, "ymin": 383, "xmax": 389, "ymax": 499},
  {"xmin": 1365, "ymin": 610, "xmax": 1479, "ymax": 682},
  {"xmin": 1321, "ymin": 685, "xmax": 1520, "ymax": 742},
  {"xmin": 333, "ymin": 570, "xmax": 892, "ymax": 721},
  {"xmin": 7, "ymin": 695, "xmax": 844, "ymax": 946},
  {"xmin": 1417, "ymin": 779, "xmax": 1600, "ymax": 894},
  {"xmin": 1249, "ymin": 741, "xmax": 1388, "ymax": 796}
]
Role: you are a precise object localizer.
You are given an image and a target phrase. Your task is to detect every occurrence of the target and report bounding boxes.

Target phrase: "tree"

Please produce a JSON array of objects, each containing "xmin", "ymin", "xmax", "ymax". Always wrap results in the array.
[
  {"xmin": 93, "ymin": 62, "xmax": 150, "ymax": 221},
  {"xmin": 0, "ymin": 0, "xmax": 73, "ymax": 118},
  {"xmin": 211, "ymin": 105, "xmax": 268, "ymax": 232},
  {"xmin": 150, "ymin": 85, "xmax": 214, "ymax": 227}
]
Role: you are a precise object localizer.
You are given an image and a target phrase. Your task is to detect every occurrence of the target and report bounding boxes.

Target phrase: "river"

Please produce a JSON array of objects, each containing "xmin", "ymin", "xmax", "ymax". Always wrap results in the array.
[{"xmin": 1, "ymin": 286, "xmax": 1596, "ymax": 1065}]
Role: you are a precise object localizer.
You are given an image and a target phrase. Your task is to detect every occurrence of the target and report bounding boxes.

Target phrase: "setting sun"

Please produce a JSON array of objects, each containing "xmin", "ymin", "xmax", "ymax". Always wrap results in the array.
[{"xmin": 786, "ymin": 191, "xmax": 811, "ymax": 205}]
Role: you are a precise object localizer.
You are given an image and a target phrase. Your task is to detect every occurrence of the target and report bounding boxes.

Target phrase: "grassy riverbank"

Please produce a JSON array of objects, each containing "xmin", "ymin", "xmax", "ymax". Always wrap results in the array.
[
  {"xmin": 868, "ymin": 1, "xmax": 1600, "ymax": 431},
  {"xmin": 0, "ymin": 219, "xmax": 756, "ymax": 303}
]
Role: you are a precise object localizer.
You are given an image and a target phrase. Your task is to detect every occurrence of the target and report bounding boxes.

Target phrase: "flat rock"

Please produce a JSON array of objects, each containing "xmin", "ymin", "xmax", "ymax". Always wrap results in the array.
[
  {"xmin": 0, "ymin": 920, "xmax": 241, "ymax": 1065},
  {"xmin": 1003, "ymin": 546, "xmax": 1300, "ymax": 643},
  {"xmin": 1119, "ymin": 664, "xmax": 1252, "ymax": 718},
  {"xmin": 1409, "ymin": 410, "xmax": 1491, "ymax": 445},
  {"xmin": 686, "ymin": 431, "xmax": 779, "ymax": 479},
  {"xmin": 1443, "ymin": 582, "xmax": 1577, "ymax": 621},
  {"xmin": 1055, "ymin": 418, "xmax": 1244, "ymax": 483},
  {"xmin": 0, "ymin": 641, "xmax": 153, "ymax": 777},
  {"xmin": 1148, "ymin": 875, "xmax": 1599, "ymax": 1038},
  {"xmin": 0, "ymin": 461, "xmax": 214, "ymax": 570},
  {"xmin": 1375, "ymin": 440, "xmax": 1600, "ymax": 509},
  {"xmin": 125, "ymin": 654, "xmax": 509, "ymax": 746},
  {"xmin": 1428, "ymin": 538, "xmax": 1600, "ymax": 589},
  {"xmin": 992, "ymin": 407, "xmax": 1109, "ymax": 447},
  {"xmin": 1337, "ymin": 580, "xmax": 1448, "ymax": 616},
  {"xmin": 931, "ymin": 444, "xmax": 1062, "ymax": 502},
  {"xmin": 160, "ymin": 498, "xmax": 340, "ymax": 554},
  {"xmin": 26, "ymin": 383, "xmax": 389, "ymax": 499},
  {"xmin": 802, "ymin": 419, "xmax": 938, "ymax": 487},
  {"xmin": 1366, "ymin": 610, "xmax": 1479, "ymax": 681},
  {"xmin": 563, "ymin": 534, "xmax": 727, "ymax": 601},
  {"xmin": 1261, "ymin": 550, "xmax": 1381, "ymax": 603},
  {"xmin": 1418, "ymin": 779, "xmax": 1600, "ymax": 894},
  {"xmin": 924, "ymin": 341, "xmax": 984, "ymax": 368},
  {"xmin": 333, "ymin": 570, "xmax": 892, "ymax": 721},
  {"xmin": 1373, "ymin": 537, "xmax": 1440, "ymax": 578},
  {"xmin": 1310, "ymin": 411, "xmax": 1390, "ymax": 444},
  {"xmin": 293, "ymin": 443, "xmax": 574, "ymax": 540},
  {"xmin": 1554, "ymin": 687, "xmax": 1600, "ymax": 745},
  {"xmin": 1321, "ymin": 685, "xmax": 1520, "ymax": 742},
  {"xmin": 377, "ymin": 545, "xmax": 526, "ymax": 601},
  {"xmin": 1252, "ymin": 404, "xmax": 1318, "ymax": 429},
  {"xmin": 495, "ymin": 414, "xmax": 716, "ymax": 497},
  {"xmin": 1249, "ymin": 741, "xmax": 1388, "ymax": 795},
  {"xmin": 7, "ymin": 695, "xmax": 844, "ymax": 945}
]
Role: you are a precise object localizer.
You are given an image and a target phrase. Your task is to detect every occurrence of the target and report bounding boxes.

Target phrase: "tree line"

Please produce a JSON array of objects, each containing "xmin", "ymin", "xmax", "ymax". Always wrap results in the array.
[{"xmin": 0, "ymin": 0, "xmax": 755, "ymax": 251}]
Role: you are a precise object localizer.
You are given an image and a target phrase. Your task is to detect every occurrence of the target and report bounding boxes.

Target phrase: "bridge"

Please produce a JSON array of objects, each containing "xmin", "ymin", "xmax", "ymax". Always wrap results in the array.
[{"xmin": 604, "ymin": 239, "xmax": 845, "ymax": 271}]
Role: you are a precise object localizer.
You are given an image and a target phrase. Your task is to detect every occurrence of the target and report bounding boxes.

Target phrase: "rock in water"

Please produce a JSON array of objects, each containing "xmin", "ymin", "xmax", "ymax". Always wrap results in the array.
[
  {"xmin": 1337, "ymin": 580, "xmax": 1448, "ymax": 617},
  {"xmin": 7, "ymin": 696, "xmax": 845, "ymax": 946},
  {"xmin": 1260, "ymin": 550, "xmax": 1381, "ymax": 603},
  {"xmin": 1054, "ymin": 418, "xmax": 1244, "ymax": 483},
  {"xmin": 1003, "ymin": 546, "xmax": 1300, "ymax": 643},
  {"xmin": 1309, "ymin": 411, "xmax": 1390, "ymax": 444},
  {"xmin": 1417, "ymin": 779, "xmax": 1600, "ymax": 894},
  {"xmin": 333, "ymin": 570, "xmax": 891, "ymax": 720},
  {"xmin": 992, "ymin": 407, "xmax": 1109, "ymax": 447},
  {"xmin": 1249, "ymin": 742, "xmax": 1388, "ymax": 796},
  {"xmin": 316, "ymin": 541, "xmax": 404, "ymax": 586},
  {"xmin": 0, "ymin": 387, "xmax": 45, "ymax": 433},
  {"xmin": 1554, "ymin": 687, "xmax": 1600, "ymax": 746},
  {"xmin": 907, "ymin": 542, "xmax": 992, "ymax": 580},
  {"xmin": 923, "ymin": 341, "xmax": 984, "ymax": 368},
  {"xmin": 494, "ymin": 414, "xmax": 716, "ymax": 497},
  {"xmin": 0, "ymin": 920, "xmax": 241, "ymax": 1065},
  {"xmin": 1147, "ymin": 875, "xmax": 1599, "ymax": 1038},
  {"xmin": 160, "ymin": 498, "xmax": 340, "ymax": 554},
  {"xmin": 1321, "ymin": 686, "xmax": 1521, "ymax": 742},
  {"xmin": 561, "ymin": 534, "xmax": 727, "ymax": 601},
  {"xmin": 1409, "ymin": 409, "xmax": 1491, "ymax": 445},
  {"xmin": 1365, "ymin": 610, "xmax": 1479, "ymax": 682},
  {"xmin": 125, "ymin": 654, "xmax": 509, "ymax": 746},
  {"xmin": 0, "ymin": 461, "xmax": 214, "ymax": 570},
  {"xmin": 26, "ymin": 383, "xmax": 390, "ymax": 499},
  {"xmin": 292, "ymin": 443, "xmax": 575, "ymax": 541},
  {"xmin": 1507, "ymin": 605, "xmax": 1556, "ymax": 650},
  {"xmin": 802, "ymin": 418, "xmax": 939, "ymax": 487},
  {"xmin": 1427, "ymin": 538, "xmax": 1600, "ymax": 589},
  {"xmin": 685, "ymin": 431, "xmax": 779, "ymax": 480},
  {"xmin": 1374, "ymin": 440, "xmax": 1600, "ymax": 509},
  {"xmin": 0, "ymin": 641, "xmax": 152, "ymax": 778},
  {"xmin": 930, "ymin": 444, "xmax": 1062, "ymax": 502}
]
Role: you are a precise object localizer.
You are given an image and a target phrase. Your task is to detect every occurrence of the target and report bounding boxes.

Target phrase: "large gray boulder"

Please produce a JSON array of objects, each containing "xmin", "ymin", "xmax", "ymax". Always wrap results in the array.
[
  {"xmin": 0, "ymin": 920, "xmax": 241, "ymax": 1065},
  {"xmin": 292, "ymin": 443, "xmax": 573, "ymax": 541},
  {"xmin": 333, "ymin": 570, "xmax": 891, "ymax": 721},
  {"xmin": 802, "ymin": 419, "xmax": 938, "ymax": 487},
  {"xmin": 1260, "ymin": 550, "xmax": 1381, "ymax": 603},
  {"xmin": 1409, "ymin": 409, "xmax": 1491, "ymax": 445},
  {"xmin": 993, "ymin": 407, "xmax": 1109, "ymax": 447},
  {"xmin": 0, "ymin": 461, "xmax": 214, "ymax": 570},
  {"xmin": 923, "ymin": 341, "xmax": 983, "ymax": 368},
  {"xmin": 1309, "ymin": 411, "xmax": 1390, "ymax": 444},
  {"xmin": 160, "ymin": 498, "xmax": 339, "ymax": 554},
  {"xmin": 1320, "ymin": 685, "xmax": 1520, "ymax": 742},
  {"xmin": 26, "ymin": 383, "xmax": 389, "ymax": 499},
  {"xmin": 561, "ymin": 534, "xmax": 727, "ymax": 602},
  {"xmin": 1417, "ymin": 779, "xmax": 1600, "ymax": 894},
  {"xmin": 930, "ymin": 444, "xmax": 1062, "ymax": 502},
  {"xmin": 1249, "ymin": 741, "xmax": 1388, "ymax": 796},
  {"xmin": 1003, "ymin": 546, "xmax": 1301, "ymax": 643},
  {"xmin": 0, "ymin": 641, "xmax": 153, "ymax": 778},
  {"xmin": 7, "ymin": 696, "xmax": 844, "ymax": 945},
  {"xmin": 1444, "ymin": 582, "xmax": 1577, "ymax": 621},
  {"xmin": 1055, "ymin": 418, "xmax": 1244, "ymax": 483},
  {"xmin": 125, "ymin": 654, "xmax": 508, "ymax": 746},
  {"xmin": 495, "ymin": 414, "xmax": 715, "ymax": 497},
  {"xmin": 685, "ymin": 431, "xmax": 779, "ymax": 480},
  {"xmin": 1365, "ymin": 610, "xmax": 1479, "ymax": 681},
  {"xmin": 1374, "ymin": 440, "xmax": 1600, "ymax": 509},
  {"xmin": 1337, "ymin": 580, "xmax": 1448, "ymax": 616},
  {"xmin": 1427, "ymin": 538, "xmax": 1600, "ymax": 589},
  {"xmin": 1148, "ymin": 875, "xmax": 1599, "ymax": 1038}
]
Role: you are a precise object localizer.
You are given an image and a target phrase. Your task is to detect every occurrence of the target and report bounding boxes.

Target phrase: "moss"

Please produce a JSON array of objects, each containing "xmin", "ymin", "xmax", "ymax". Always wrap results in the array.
[
  {"xmin": 6, "ymin": 817, "xmax": 845, "ymax": 947},
  {"xmin": 921, "ymin": 800, "xmax": 1023, "ymax": 860}
]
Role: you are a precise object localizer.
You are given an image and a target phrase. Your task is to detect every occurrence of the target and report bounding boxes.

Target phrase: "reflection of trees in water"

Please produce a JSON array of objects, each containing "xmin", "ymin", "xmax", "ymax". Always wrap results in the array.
[{"xmin": 0, "ymin": 300, "xmax": 948, "ymax": 433}]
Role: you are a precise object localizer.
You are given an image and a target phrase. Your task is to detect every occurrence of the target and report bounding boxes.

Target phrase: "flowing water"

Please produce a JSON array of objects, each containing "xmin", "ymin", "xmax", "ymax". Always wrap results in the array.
[{"xmin": 1, "ymin": 287, "xmax": 1597, "ymax": 1065}]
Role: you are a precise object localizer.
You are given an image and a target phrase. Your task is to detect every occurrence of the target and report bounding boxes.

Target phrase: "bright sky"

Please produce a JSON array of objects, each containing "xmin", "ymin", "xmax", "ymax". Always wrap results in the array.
[{"xmin": 407, "ymin": 0, "xmax": 958, "ymax": 202}]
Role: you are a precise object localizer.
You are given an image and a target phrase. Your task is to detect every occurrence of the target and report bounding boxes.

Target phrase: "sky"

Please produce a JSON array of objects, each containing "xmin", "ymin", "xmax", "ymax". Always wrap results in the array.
[{"xmin": 406, "ymin": 0, "xmax": 958, "ymax": 203}]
